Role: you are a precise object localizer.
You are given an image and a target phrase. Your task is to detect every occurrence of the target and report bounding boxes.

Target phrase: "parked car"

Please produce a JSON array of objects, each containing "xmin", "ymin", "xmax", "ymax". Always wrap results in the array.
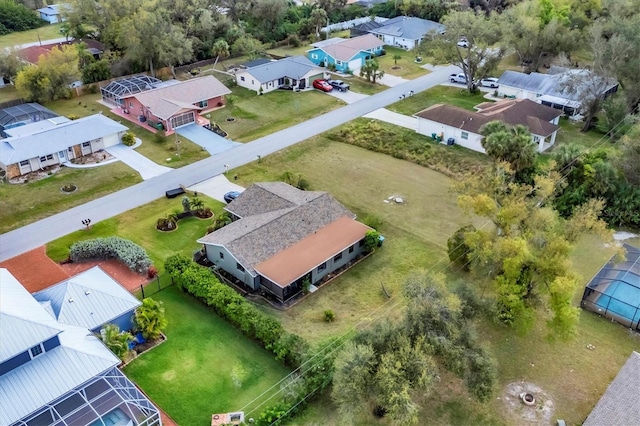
[
  {"xmin": 480, "ymin": 77, "xmax": 499, "ymax": 88},
  {"xmin": 327, "ymin": 79, "xmax": 350, "ymax": 92},
  {"xmin": 224, "ymin": 191, "xmax": 241, "ymax": 203},
  {"xmin": 312, "ymin": 79, "xmax": 333, "ymax": 92},
  {"xmin": 456, "ymin": 38, "xmax": 469, "ymax": 48},
  {"xmin": 449, "ymin": 73, "xmax": 468, "ymax": 84}
]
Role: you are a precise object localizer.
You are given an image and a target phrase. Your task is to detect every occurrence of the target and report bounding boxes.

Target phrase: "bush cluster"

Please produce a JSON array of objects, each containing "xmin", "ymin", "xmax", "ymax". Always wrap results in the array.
[
  {"xmin": 121, "ymin": 132, "xmax": 136, "ymax": 146},
  {"xmin": 0, "ymin": 1, "xmax": 43, "ymax": 34},
  {"xmin": 70, "ymin": 237, "xmax": 152, "ymax": 273}
]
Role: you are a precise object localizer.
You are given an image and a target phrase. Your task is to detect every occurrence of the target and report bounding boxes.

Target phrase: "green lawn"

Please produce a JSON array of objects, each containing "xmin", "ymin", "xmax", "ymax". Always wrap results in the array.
[
  {"xmin": 0, "ymin": 24, "xmax": 64, "ymax": 50},
  {"xmin": 46, "ymin": 195, "xmax": 224, "ymax": 270},
  {"xmin": 207, "ymin": 86, "xmax": 343, "ymax": 142},
  {"xmin": 388, "ymin": 85, "xmax": 488, "ymax": 115},
  {"xmin": 0, "ymin": 162, "xmax": 142, "ymax": 234},
  {"xmin": 377, "ymin": 46, "xmax": 431, "ymax": 79},
  {"xmin": 123, "ymin": 286, "xmax": 290, "ymax": 426},
  {"xmin": 0, "ymin": 85, "xmax": 19, "ymax": 103}
]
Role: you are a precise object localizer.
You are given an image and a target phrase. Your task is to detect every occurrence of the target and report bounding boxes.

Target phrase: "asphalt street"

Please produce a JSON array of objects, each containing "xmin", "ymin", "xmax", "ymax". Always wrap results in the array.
[{"xmin": 0, "ymin": 65, "xmax": 458, "ymax": 261}]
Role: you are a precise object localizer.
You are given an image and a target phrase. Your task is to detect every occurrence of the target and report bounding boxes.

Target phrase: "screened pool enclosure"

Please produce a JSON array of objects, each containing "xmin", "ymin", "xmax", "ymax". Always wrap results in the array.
[
  {"xmin": 100, "ymin": 75, "xmax": 162, "ymax": 107},
  {"xmin": 581, "ymin": 244, "xmax": 640, "ymax": 330}
]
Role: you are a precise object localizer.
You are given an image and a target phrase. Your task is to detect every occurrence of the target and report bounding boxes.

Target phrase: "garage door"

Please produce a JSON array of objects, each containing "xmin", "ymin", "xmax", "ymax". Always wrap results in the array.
[
  {"xmin": 170, "ymin": 112, "xmax": 195, "ymax": 129},
  {"xmin": 348, "ymin": 59, "xmax": 361, "ymax": 72}
]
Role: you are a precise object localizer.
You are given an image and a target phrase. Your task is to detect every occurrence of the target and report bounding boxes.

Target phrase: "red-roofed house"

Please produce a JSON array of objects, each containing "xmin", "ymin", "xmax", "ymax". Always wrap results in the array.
[{"xmin": 414, "ymin": 98, "xmax": 562, "ymax": 153}]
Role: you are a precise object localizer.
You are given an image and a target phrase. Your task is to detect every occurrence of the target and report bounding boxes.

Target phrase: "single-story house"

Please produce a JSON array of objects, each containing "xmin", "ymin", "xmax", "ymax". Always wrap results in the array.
[
  {"xmin": 33, "ymin": 266, "xmax": 142, "ymax": 333},
  {"xmin": 497, "ymin": 67, "xmax": 619, "ymax": 117},
  {"xmin": 198, "ymin": 182, "xmax": 372, "ymax": 302},
  {"xmin": 122, "ymin": 75, "xmax": 231, "ymax": 132},
  {"xmin": 37, "ymin": 3, "xmax": 70, "ymax": 24},
  {"xmin": 307, "ymin": 34, "xmax": 384, "ymax": 73},
  {"xmin": 235, "ymin": 56, "xmax": 326, "ymax": 94},
  {"xmin": 0, "ymin": 268, "xmax": 161, "ymax": 426},
  {"xmin": 0, "ymin": 113, "xmax": 128, "ymax": 179},
  {"xmin": 414, "ymin": 98, "xmax": 562, "ymax": 153},
  {"xmin": 17, "ymin": 39, "xmax": 105, "ymax": 65},
  {"xmin": 353, "ymin": 16, "xmax": 445, "ymax": 50},
  {"xmin": 583, "ymin": 351, "xmax": 640, "ymax": 425}
]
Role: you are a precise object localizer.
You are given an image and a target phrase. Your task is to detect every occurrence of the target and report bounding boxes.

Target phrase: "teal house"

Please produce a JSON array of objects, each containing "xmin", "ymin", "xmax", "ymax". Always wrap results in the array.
[{"xmin": 307, "ymin": 34, "xmax": 385, "ymax": 73}]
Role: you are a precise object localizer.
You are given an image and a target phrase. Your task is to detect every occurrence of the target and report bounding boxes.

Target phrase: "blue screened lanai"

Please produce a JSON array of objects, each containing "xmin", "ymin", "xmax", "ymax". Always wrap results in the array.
[{"xmin": 582, "ymin": 244, "xmax": 640, "ymax": 330}]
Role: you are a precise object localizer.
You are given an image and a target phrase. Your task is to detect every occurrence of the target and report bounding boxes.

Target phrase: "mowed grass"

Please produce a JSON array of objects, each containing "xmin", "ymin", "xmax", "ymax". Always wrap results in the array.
[
  {"xmin": 0, "ymin": 85, "xmax": 19, "ymax": 103},
  {"xmin": 377, "ymin": 46, "xmax": 430, "ymax": 79},
  {"xmin": 208, "ymin": 86, "xmax": 343, "ymax": 142},
  {"xmin": 46, "ymin": 195, "xmax": 224, "ymax": 270},
  {"xmin": 388, "ymin": 85, "xmax": 488, "ymax": 115},
  {"xmin": 0, "ymin": 162, "xmax": 142, "ymax": 234},
  {"xmin": 0, "ymin": 24, "xmax": 63, "ymax": 50},
  {"xmin": 123, "ymin": 286, "xmax": 290, "ymax": 426}
]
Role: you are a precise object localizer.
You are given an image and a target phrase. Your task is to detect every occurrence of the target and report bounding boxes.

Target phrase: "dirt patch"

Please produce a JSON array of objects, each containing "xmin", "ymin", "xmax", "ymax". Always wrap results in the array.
[
  {"xmin": 60, "ymin": 259, "xmax": 151, "ymax": 293},
  {"xmin": 0, "ymin": 247, "xmax": 70, "ymax": 292},
  {"xmin": 501, "ymin": 382, "xmax": 555, "ymax": 425}
]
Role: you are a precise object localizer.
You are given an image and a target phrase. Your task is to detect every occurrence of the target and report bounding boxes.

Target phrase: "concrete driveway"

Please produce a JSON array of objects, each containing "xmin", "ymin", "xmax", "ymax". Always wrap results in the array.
[
  {"xmin": 364, "ymin": 108, "xmax": 417, "ymax": 131},
  {"xmin": 177, "ymin": 124, "xmax": 240, "ymax": 155},
  {"xmin": 327, "ymin": 90, "xmax": 369, "ymax": 104},
  {"xmin": 188, "ymin": 175, "xmax": 245, "ymax": 203},
  {"xmin": 104, "ymin": 145, "xmax": 171, "ymax": 180},
  {"xmin": 377, "ymin": 73, "xmax": 410, "ymax": 87}
]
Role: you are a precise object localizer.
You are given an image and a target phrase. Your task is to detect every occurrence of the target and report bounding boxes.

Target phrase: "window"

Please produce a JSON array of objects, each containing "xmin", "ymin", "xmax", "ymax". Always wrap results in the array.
[
  {"xmin": 82, "ymin": 142, "xmax": 91, "ymax": 147},
  {"xmin": 359, "ymin": 239, "xmax": 365, "ymax": 247},
  {"xmin": 349, "ymin": 245, "xmax": 354, "ymax": 254},
  {"xmin": 312, "ymin": 53, "xmax": 318, "ymax": 59},
  {"xmin": 46, "ymin": 154, "xmax": 53, "ymax": 160},
  {"xmin": 236, "ymin": 262, "xmax": 245, "ymax": 272},
  {"xmin": 29, "ymin": 344, "xmax": 44, "ymax": 358},
  {"xmin": 461, "ymin": 131, "xmax": 469, "ymax": 140},
  {"xmin": 317, "ymin": 262, "xmax": 327, "ymax": 272},
  {"xmin": 39, "ymin": 156, "xmax": 46, "ymax": 162},
  {"xmin": 195, "ymin": 100, "xmax": 208, "ymax": 108},
  {"xmin": 129, "ymin": 101, "xmax": 133, "ymax": 107},
  {"xmin": 334, "ymin": 253, "xmax": 343, "ymax": 262},
  {"xmin": 336, "ymin": 60, "xmax": 342, "ymax": 65},
  {"xmin": 20, "ymin": 160, "xmax": 29, "ymax": 166},
  {"xmin": 240, "ymin": 76, "xmax": 245, "ymax": 81},
  {"xmin": 219, "ymin": 252, "xmax": 224, "ymax": 259}
]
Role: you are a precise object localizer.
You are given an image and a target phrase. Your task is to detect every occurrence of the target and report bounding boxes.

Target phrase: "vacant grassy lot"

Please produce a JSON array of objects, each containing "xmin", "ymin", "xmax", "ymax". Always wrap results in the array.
[
  {"xmin": 0, "ymin": 85, "xmax": 19, "ymax": 103},
  {"xmin": 0, "ymin": 162, "xmax": 142, "ymax": 234},
  {"xmin": 0, "ymin": 24, "xmax": 63, "ymax": 50},
  {"xmin": 388, "ymin": 85, "xmax": 488, "ymax": 115},
  {"xmin": 207, "ymin": 86, "xmax": 343, "ymax": 142},
  {"xmin": 377, "ymin": 46, "xmax": 431, "ymax": 79},
  {"xmin": 46, "ymin": 195, "xmax": 224, "ymax": 269},
  {"xmin": 124, "ymin": 286, "xmax": 290, "ymax": 426}
]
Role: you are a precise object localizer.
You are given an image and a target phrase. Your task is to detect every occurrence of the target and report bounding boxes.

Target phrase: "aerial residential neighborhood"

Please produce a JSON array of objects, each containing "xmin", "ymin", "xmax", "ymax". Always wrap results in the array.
[{"xmin": 0, "ymin": 0, "xmax": 639, "ymax": 425}]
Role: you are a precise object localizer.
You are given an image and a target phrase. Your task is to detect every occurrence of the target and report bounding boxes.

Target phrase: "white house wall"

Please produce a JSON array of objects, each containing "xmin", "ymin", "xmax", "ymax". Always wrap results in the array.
[
  {"xmin": 497, "ymin": 85, "xmax": 538, "ymax": 101},
  {"xmin": 416, "ymin": 118, "xmax": 485, "ymax": 153},
  {"xmin": 382, "ymin": 35, "xmax": 418, "ymax": 50},
  {"xmin": 102, "ymin": 133, "xmax": 120, "ymax": 148},
  {"xmin": 206, "ymin": 245, "xmax": 258, "ymax": 290}
]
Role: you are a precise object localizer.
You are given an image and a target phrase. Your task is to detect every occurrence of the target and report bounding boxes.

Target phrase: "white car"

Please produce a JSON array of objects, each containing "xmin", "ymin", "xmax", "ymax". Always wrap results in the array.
[
  {"xmin": 480, "ymin": 77, "xmax": 499, "ymax": 88},
  {"xmin": 457, "ymin": 38, "xmax": 469, "ymax": 48}
]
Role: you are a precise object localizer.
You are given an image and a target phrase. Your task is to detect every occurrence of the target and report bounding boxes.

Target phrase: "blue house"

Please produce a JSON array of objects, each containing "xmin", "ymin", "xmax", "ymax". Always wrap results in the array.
[
  {"xmin": 0, "ymin": 268, "xmax": 161, "ymax": 426},
  {"xmin": 307, "ymin": 34, "xmax": 384, "ymax": 73},
  {"xmin": 37, "ymin": 3, "xmax": 70, "ymax": 24}
]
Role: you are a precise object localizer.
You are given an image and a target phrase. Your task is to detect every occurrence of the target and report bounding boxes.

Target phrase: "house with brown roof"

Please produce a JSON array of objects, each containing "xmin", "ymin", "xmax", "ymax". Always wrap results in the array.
[
  {"xmin": 307, "ymin": 34, "xmax": 384, "ymax": 73},
  {"xmin": 198, "ymin": 182, "xmax": 372, "ymax": 302},
  {"xmin": 414, "ymin": 98, "xmax": 562, "ymax": 153},
  {"xmin": 120, "ymin": 75, "xmax": 231, "ymax": 132},
  {"xmin": 583, "ymin": 351, "xmax": 640, "ymax": 425}
]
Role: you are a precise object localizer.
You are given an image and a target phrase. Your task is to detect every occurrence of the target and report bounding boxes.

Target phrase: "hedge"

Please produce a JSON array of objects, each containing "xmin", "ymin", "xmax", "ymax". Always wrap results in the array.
[{"xmin": 70, "ymin": 237, "xmax": 152, "ymax": 273}]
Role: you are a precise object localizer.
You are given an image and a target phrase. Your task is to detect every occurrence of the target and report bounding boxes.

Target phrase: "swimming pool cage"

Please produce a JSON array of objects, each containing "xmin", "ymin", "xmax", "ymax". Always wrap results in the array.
[{"xmin": 581, "ymin": 244, "xmax": 640, "ymax": 331}]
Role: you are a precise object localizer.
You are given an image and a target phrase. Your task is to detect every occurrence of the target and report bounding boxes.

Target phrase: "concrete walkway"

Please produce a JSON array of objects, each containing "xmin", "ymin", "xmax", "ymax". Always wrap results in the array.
[
  {"xmin": 364, "ymin": 108, "xmax": 417, "ymax": 131},
  {"xmin": 176, "ymin": 124, "xmax": 241, "ymax": 155},
  {"xmin": 104, "ymin": 145, "xmax": 172, "ymax": 180},
  {"xmin": 0, "ymin": 65, "xmax": 459, "ymax": 261},
  {"xmin": 188, "ymin": 175, "xmax": 245, "ymax": 203}
]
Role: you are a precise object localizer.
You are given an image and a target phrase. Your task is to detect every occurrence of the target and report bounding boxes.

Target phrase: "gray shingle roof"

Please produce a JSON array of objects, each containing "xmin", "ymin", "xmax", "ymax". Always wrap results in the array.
[
  {"xmin": 33, "ymin": 266, "xmax": 141, "ymax": 331},
  {"xmin": 198, "ymin": 182, "xmax": 355, "ymax": 275},
  {"xmin": 370, "ymin": 16, "xmax": 445, "ymax": 39},
  {"xmin": 583, "ymin": 352, "xmax": 640, "ymax": 426},
  {"xmin": 238, "ymin": 56, "xmax": 323, "ymax": 84},
  {"xmin": 0, "ymin": 114, "xmax": 127, "ymax": 165}
]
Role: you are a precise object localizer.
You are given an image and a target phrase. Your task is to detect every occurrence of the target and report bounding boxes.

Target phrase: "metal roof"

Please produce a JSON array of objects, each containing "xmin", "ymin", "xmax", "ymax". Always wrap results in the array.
[
  {"xmin": 238, "ymin": 56, "xmax": 322, "ymax": 84},
  {"xmin": 100, "ymin": 75, "xmax": 162, "ymax": 99},
  {"xmin": 369, "ymin": 16, "xmax": 445, "ymax": 39},
  {"xmin": 0, "ymin": 113, "xmax": 128, "ymax": 165},
  {"xmin": 33, "ymin": 266, "xmax": 141, "ymax": 331},
  {"xmin": 0, "ymin": 103, "xmax": 59, "ymax": 128},
  {"xmin": 583, "ymin": 352, "xmax": 640, "ymax": 426}
]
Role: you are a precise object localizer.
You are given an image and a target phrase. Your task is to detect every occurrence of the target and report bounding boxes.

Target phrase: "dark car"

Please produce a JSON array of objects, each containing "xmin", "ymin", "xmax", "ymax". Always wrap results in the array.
[
  {"xmin": 312, "ymin": 79, "xmax": 333, "ymax": 92},
  {"xmin": 224, "ymin": 191, "xmax": 241, "ymax": 204},
  {"xmin": 327, "ymin": 79, "xmax": 350, "ymax": 92}
]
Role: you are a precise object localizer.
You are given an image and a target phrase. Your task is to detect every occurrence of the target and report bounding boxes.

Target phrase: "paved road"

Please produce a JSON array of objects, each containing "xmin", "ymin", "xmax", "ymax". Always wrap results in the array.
[{"xmin": 0, "ymin": 65, "xmax": 458, "ymax": 261}]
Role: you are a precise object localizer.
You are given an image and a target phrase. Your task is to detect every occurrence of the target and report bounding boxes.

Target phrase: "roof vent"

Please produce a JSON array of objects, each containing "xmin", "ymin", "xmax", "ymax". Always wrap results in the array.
[
  {"xmin": 68, "ymin": 297, "xmax": 74, "ymax": 303},
  {"xmin": 85, "ymin": 290, "xmax": 91, "ymax": 295}
]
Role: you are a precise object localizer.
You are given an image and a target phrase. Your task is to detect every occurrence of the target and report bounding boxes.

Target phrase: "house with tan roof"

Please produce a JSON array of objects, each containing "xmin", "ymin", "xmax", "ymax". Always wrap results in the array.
[
  {"xmin": 198, "ymin": 182, "xmax": 372, "ymax": 302},
  {"xmin": 307, "ymin": 34, "xmax": 384, "ymax": 73},
  {"xmin": 117, "ymin": 75, "xmax": 231, "ymax": 133},
  {"xmin": 414, "ymin": 98, "xmax": 562, "ymax": 153}
]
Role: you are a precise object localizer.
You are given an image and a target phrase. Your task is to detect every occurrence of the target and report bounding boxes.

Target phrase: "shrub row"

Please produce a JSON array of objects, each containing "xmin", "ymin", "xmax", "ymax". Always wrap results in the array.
[{"xmin": 70, "ymin": 237, "xmax": 152, "ymax": 273}]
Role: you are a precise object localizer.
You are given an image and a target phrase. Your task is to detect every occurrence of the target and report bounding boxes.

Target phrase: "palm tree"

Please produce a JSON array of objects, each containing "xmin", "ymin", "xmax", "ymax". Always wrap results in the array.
[
  {"xmin": 190, "ymin": 197, "xmax": 205, "ymax": 213},
  {"xmin": 211, "ymin": 39, "xmax": 230, "ymax": 69},
  {"xmin": 100, "ymin": 324, "xmax": 133, "ymax": 360},
  {"xmin": 310, "ymin": 8, "xmax": 328, "ymax": 39},
  {"xmin": 135, "ymin": 298, "xmax": 168, "ymax": 340},
  {"xmin": 359, "ymin": 59, "xmax": 385, "ymax": 83},
  {"xmin": 392, "ymin": 54, "xmax": 402, "ymax": 66}
]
